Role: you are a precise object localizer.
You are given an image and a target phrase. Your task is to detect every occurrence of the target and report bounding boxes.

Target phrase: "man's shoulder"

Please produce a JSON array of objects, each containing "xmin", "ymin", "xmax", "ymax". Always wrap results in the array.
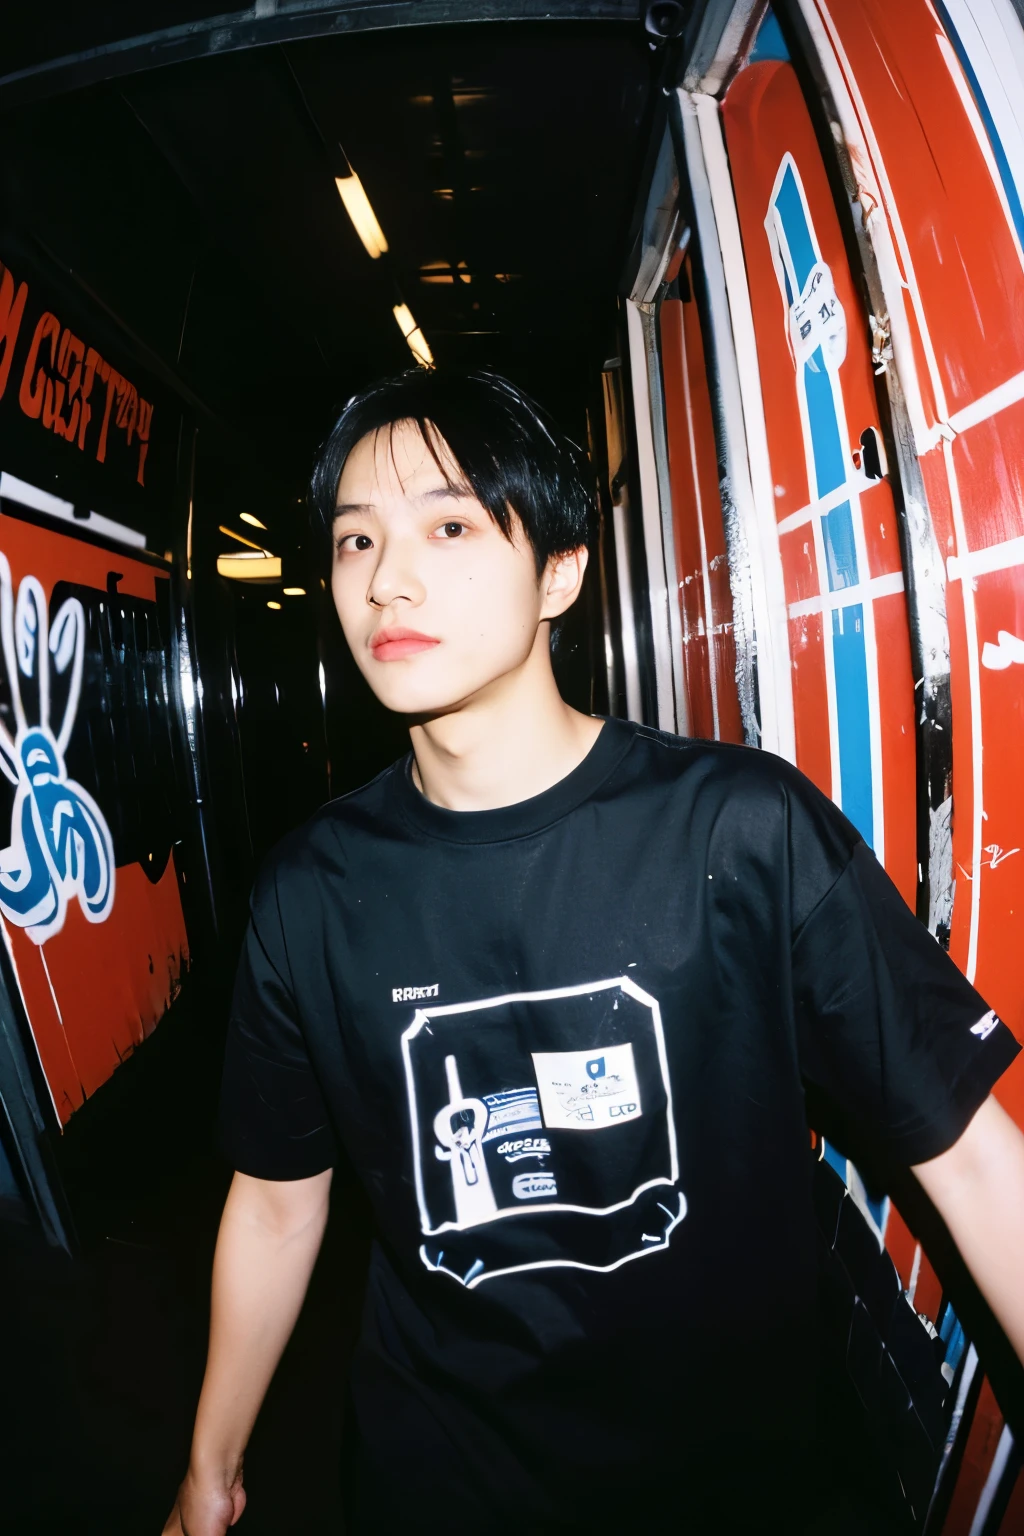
[
  {"xmin": 616, "ymin": 722, "xmax": 858, "ymax": 860},
  {"xmin": 255, "ymin": 757, "xmax": 405, "ymax": 892},
  {"xmin": 619, "ymin": 721, "xmax": 817, "ymax": 803}
]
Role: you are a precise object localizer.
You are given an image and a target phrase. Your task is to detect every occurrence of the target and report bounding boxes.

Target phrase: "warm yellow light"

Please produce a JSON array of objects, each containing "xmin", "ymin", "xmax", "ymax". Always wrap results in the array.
[
  {"xmin": 336, "ymin": 172, "xmax": 388, "ymax": 259},
  {"xmin": 267, "ymin": 601, "xmax": 282, "ymax": 610},
  {"xmin": 283, "ymin": 586, "xmax": 306, "ymax": 596},
  {"xmin": 392, "ymin": 304, "xmax": 434, "ymax": 367},
  {"xmin": 217, "ymin": 553, "xmax": 282, "ymax": 581},
  {"xmin": 240, "ymin": 512, "xmax": 267, "ymax": 530},
  {"xmin": 219, "ymin": 524, "xmax": 266, "ymax": 552}
]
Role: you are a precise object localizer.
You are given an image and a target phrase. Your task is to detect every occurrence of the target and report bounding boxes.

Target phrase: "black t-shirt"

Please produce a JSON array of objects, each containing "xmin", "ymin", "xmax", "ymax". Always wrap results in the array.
[{"xmin": 219, "ymin": 719, "xmax": 1018, "ymax": 1530}]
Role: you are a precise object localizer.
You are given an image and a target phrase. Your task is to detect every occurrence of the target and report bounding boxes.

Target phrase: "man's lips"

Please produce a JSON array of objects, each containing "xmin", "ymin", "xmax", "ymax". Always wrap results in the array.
[{"xmin": 369, "ymin": 627, "xmax": 440, "ymax": 661}]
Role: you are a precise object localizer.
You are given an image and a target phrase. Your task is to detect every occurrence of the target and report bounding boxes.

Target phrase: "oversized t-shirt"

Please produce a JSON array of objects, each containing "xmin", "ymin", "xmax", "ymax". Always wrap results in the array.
[{"xmin": 218, "ymin": 719, "xmax": 1018, "ymax": 1530}]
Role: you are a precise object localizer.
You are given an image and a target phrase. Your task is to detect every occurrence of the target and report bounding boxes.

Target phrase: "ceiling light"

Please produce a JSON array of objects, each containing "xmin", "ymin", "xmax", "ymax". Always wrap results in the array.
[
  {"xmin": 240, "ymin": 512, "xmax": 267, "ymax": 530},
  {"xmin": 283, "ymin": 586, "xmax": 306, "ymax": 596},
  {"xmin": 217, "ymin": 553, "xmax": 282, "ymax": 581},
  {"xmin": 219, "ymin": 524, "xmax": 267, "ymax": 552},
  {"xmin": 336, "ymin": 171, "xmax": 388, "ymax": 259},
  {"xmin": 267, "ymin": 601, "xmax": 282, "ymax": 610},
  {"xmin": 393, "ymin": 304, "xmax": 434, "ymax": 367}
]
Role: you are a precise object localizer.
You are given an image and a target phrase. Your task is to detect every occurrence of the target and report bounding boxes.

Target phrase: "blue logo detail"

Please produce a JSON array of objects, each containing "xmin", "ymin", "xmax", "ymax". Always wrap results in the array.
[
  {"xmin": 0, "ymin": 556, "xmax": 115, "ymax": 943},
  {"xmin": 585, "ymin": 1056, "xmax": 606, "ymax": 1080}
]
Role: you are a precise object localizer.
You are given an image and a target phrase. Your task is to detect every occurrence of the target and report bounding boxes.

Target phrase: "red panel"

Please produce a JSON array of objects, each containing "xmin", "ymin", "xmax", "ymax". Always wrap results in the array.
[
  {"xmin": 680, "ymin": 277, "xmax": 745, "ymax": 745},
  {"xmin": 883, "ymin": 1204, "xmax": 917, "ymax": 1291},
  {"xmin": 0, "ymin": 511, "xmax": 189, "ymax": 1125},
  {"xmin": 788, "ymin": 612, "xmax": 831, "ymax": 798},
  {"xmin": 943, "ymin": 1376, "xmax": 1005, "ymax": 1536},
  {"xmin": 820, "ymin": 0, "xmax": 1024, "ymax": 415},
  {"xmin": 953, "ymin": 402, "xmax": 1024, "ymax": 551},
  {"xmin": 660, "ymin": 270, "xmax": 744, "ymax": 743}
]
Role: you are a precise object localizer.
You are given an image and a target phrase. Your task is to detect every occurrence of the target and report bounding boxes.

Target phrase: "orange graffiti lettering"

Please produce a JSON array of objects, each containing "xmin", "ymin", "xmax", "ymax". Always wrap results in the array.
[
  {"xmin": 78, "ymin": 347, "xmax": 102, "ymax": 451},
  {"xmin": 95, "ymin": 359, "xmax": 122, "ymax": 463},
  {"xmin": 136, "ymin": 397, "xmax": 154, "ymax": 486},
  {"xmin": 5, "ymin": 256, "xmax": 155, "ymax": 481},
  {"xmin": 18, "ymin": 311, "xmax": 60, "ymax": 420},
  {"xmin": 0, "ymin": 264, "xmax": 28, "ymax": 401}
]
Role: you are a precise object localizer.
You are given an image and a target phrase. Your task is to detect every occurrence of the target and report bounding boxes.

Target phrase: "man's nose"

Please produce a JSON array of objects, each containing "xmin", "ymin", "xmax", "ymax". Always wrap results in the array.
[{"xmin": 367, "ymin": 537, "xmax": 425, "ymax": 609}]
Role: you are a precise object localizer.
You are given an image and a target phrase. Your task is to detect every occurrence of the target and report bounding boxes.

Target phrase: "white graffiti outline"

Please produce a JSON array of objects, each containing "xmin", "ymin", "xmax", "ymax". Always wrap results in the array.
[
  {"xmin": 0, "ymin": 552, "xmax": 115, "ymax": 943},
  {"xmin": 982, "ymin": 629, "xmax": 1024, "ymax": 670}
]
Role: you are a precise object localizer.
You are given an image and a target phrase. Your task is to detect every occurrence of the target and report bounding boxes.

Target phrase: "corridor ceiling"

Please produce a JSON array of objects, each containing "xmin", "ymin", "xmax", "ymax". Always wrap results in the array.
[{"xmin": 0, "ymin": 14, "xmax": 655, "ymax": 477}]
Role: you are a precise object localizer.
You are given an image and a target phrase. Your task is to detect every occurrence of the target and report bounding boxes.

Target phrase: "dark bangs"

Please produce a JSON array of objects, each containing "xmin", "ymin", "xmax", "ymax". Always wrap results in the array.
[{"xmin": 308, "ymin": 367, "xmax": 595, "ymax": 573}]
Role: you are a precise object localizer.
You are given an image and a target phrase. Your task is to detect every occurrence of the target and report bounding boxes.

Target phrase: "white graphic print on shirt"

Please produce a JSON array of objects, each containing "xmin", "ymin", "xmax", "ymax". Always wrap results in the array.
[{"xmin": 401, "ymin": 976, "xmax": 687, "ymax": 1289}]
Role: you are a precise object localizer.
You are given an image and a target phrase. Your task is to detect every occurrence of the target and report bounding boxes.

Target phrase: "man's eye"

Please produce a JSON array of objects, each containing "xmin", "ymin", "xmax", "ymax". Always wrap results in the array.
[{"xmin": 437, "ymin": 521, "xmax": 465, "ymax": 539}]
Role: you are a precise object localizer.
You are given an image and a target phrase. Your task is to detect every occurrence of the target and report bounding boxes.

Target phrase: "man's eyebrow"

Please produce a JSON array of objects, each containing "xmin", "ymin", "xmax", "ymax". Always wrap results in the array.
[
  {"xmin": 333, "ymin": 484, "xmax": 473, "ymax": 518},
  {"xmin": 333, "ymin": 502, "xmax": 375, "ymax": 518},
  {"xmin": 414, "ymin": 483, "xmax": 474, "ymax": 505}
]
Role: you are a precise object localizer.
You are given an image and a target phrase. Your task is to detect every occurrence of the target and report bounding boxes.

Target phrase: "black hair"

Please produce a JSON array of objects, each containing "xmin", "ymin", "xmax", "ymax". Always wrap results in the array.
[{"xmin": 309, "ymin": 366, "xmax": 596, "ymax": 576}]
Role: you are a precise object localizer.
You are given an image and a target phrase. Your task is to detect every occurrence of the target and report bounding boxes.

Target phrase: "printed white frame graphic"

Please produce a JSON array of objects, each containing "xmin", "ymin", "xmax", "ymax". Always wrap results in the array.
[{"xmin": 401, "ymin": 975, "xmax": 686, "ymax": 1288}]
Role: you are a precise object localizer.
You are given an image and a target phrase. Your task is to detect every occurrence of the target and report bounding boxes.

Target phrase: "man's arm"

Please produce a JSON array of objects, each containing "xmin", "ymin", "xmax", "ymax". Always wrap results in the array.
[
  {"xmin": 162, "ymin": 1166, "xmax": 334, "ymax": 1536},
  {"xmin": 911, "ymin": 1095, "xmax": 1024, "ymax": 1365}
]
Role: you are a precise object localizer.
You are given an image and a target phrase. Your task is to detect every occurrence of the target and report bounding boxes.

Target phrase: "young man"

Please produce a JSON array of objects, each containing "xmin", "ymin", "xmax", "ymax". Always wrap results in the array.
[{"xmin": 165, "ymin": 368, "xmax": 1024, "ymax": 1535}]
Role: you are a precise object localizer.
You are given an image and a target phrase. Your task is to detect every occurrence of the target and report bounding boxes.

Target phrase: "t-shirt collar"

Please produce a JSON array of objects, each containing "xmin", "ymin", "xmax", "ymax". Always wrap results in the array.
[{"xmin": 392, "ymin": 715, "xmax": 635, "ymax": 844}]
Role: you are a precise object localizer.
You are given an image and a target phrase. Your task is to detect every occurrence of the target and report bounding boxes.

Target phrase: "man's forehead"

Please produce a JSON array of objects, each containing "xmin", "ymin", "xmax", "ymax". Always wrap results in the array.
[
  {"xmin": 334, "ymin": 421, "xmax": 472, "ymax": 514},
  {"xmin": 333, "ymin": 481, "xmax": 474, "ymax": 518}
]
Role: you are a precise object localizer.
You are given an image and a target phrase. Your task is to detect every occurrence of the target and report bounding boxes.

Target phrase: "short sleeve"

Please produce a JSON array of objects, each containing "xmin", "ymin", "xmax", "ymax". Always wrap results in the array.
[
  {"xmin": 217, "ymin": 865, "xmax": 338, "ymax": 1180},
  {"xmin": 792, "ymin": 839, "xmax": 1020, "ymax": 1164}
]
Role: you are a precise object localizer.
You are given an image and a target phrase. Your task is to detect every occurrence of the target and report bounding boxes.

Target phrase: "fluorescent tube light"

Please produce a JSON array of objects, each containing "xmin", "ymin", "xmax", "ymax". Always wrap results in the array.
[
  {"xmin": 283, "ymin": 586, "xmax": 306, "ymax": 596},
  {"xmin": 336, "ymin": 171, "xmax": 388, "ymax": 260},
  {"xmin": 217, "ymin": 553, "xmax": 282, "ymax": 581},
  {"xmin": 267, "ymin": 601, "xmax": 282, "ymax": 610},
  {"xmin": 218, "ymin": 524, "xmax": 268, "ymax": 552},
  {"xmin": 392, "ymin": 304, "xmax": 434, "ymax": 367},
  {"xmin": 240, "ymin": 513, "xmax": 268, "ymax": 530}
]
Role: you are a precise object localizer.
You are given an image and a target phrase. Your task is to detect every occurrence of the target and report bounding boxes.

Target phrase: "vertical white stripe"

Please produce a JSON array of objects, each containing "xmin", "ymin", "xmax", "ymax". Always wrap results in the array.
[
  {"xmin": 678, "ymin": 303, "xmax": 721, "ymax": 739},
  {"xmin": 626, "ymin": 300, "xmax": 678, "ymax": 731},
  {"xmin": 690, "ymin": 92, "xmax": 797, "ymax": 761},
  {"xmin": 967, "ymin": 1424, "xmax": 1015, "ymax": 1536},
  {"xmin": 943, "ymin": 438, "xmax": 985, "ymax": 982},
  {"xmin": 612, "ymin": 502, "xmax": 644, "ymax": 723}
]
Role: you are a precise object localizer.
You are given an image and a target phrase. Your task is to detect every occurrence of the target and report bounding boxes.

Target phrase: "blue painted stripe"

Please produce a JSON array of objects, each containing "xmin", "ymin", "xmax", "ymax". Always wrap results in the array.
[
  {"xmin": 749, "ymin": 9, "xmax": 790, "ymax": 65},
  {"xmin": 822, "ymin": 1138, "xmax": 848, "ymax": 1184},
  {"xmin": 774, "ymin": 164, "xmax": 817, "ymax": 288},
  {"xmin": 804, "ymin": 348, "xmax": 851, "ymax": 502},
  {"xmin": 934, "ymin": 0, "xmax": 1024, "ymax": 254},
  {"xmin": 821, "ymin": 500, "xmax": 859, "ymax": 593},
  {"xmin": 832, "ymin": 604, "xmax": 873, "ymax": 843}
]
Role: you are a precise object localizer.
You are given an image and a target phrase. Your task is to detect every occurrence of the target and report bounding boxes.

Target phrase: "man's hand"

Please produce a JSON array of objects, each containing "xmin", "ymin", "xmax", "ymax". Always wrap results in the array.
[
  {"xmin": 161, "ymin": 1167, "xmax": 333, "ymax": 1534},
  {"xmin": 162, "ymin": 1465, "xmax": 245, "ymax": 1536},
  {"xmin": 912, "ymin": 1092, "xmax": 1024, "ymax": 1364}
]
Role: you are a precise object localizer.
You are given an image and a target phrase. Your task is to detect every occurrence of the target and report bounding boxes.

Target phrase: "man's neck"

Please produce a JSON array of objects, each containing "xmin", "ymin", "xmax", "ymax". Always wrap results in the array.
[{"xmin": 408, "ymin": 637, "xmax": 604, "ymax": 812}]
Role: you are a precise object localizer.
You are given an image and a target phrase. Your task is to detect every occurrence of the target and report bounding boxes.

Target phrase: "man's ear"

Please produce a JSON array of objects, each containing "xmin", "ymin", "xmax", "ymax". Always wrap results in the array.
[{"xmin": 539, "ymin": 546, "xmax": 589, "ymax": 621}]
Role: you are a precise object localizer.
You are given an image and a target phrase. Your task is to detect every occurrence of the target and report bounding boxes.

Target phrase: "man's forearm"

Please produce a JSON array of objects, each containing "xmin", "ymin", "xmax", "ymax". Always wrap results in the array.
[
  {"xmin": 189, "ymin": 1169, "xmax": 333, "ymax": 1483},
  {"xmin": 912, "ymin": 1094, "xmax": 1024, "ymax": 1365}
]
